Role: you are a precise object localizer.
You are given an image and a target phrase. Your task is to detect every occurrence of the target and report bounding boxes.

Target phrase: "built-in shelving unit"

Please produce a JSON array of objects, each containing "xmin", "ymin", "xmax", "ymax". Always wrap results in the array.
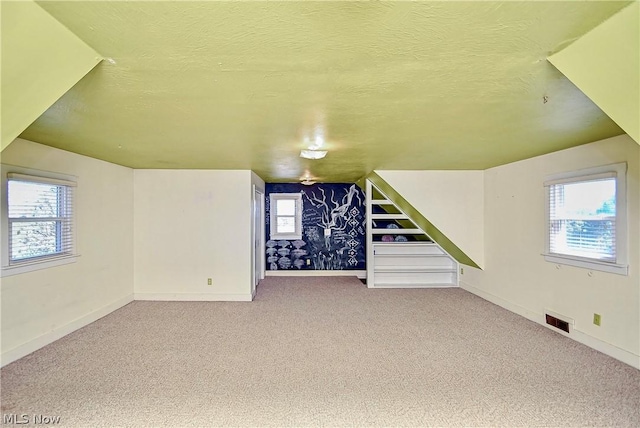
[{"xmin": 365, "ymin": 180, "xmax": 459, "ymax": 288}]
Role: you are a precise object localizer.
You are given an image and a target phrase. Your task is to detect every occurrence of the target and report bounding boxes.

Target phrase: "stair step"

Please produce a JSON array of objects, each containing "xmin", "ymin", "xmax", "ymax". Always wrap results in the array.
[
  {"xmin": 371, "ymin": 228, "xmax": 424, "ymax": 234},
  {"xmin": 373, "ymin": 252, "xmax": 449, "ymax": 257},
  {"xmin": 371, "ymin": 199, "xmax": 393, "ymax": 205},
  {"xmin": 371, "ymin": 213, "xmax": 409, "ymax": 220},
  {"xmin": 375, "ymin": 266, "xmax": 456, "ymax": 273},
  {"xmin": 372, "ymin": 282, "xmax": 457, "ymax": 288}
]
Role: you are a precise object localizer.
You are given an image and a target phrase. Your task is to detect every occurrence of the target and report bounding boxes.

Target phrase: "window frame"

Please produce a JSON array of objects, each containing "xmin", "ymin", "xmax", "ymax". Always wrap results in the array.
[
  {"xmin": 543, "ymin": 162, "xmax": 628, "ymax": 275},
  {"xmin": 1, "ymin": 164, "xmax": 78, "ymax": 277},
  {"xmin": 269, "ymin": 193, "xmax": 303, "ymax": 240}
]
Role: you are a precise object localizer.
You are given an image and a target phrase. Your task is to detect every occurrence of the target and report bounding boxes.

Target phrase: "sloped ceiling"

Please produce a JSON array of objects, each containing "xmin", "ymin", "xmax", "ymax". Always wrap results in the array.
[
  {"xmin": 548, "ymin": 1, "xmax": 639, "ymax": 144},
  {"xmin": 0, "ymin": 0, "xmax": 101, "ymax": 151},
  {"xmin": 13, "ymin": 1, "xmax": 632, "ymax": 182}
]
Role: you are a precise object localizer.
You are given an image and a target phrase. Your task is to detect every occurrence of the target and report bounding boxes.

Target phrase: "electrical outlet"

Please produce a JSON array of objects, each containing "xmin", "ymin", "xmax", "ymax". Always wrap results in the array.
[
  {"xmin": 593, "ymin": 313, "xmax": 601, "ymax": 326},
  {"xmin": 460, "ymin": 267, "xmax": 464, "ymax": 275},
  {"xmin": 207, "ymin": 278, "xmax": 212, "ymax": 286},
  {"xmin": 306, "ymin": 259, "xmax": 311, "ymax": 265}
]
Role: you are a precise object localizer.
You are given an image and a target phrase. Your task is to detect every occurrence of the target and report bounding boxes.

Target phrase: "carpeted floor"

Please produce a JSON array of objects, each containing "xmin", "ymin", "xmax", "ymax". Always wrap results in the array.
[{"xmin": 1, "ymin": 276, "xmax": 639, "ymax": 427}]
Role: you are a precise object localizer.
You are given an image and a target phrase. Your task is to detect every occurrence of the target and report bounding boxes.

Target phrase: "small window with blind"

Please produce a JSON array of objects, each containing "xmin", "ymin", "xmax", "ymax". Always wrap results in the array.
[
  {"xmin": 1, "ymin": 165, "xmax": 77, "ymax": 277},
  {"xmin": 269, "ymin": 193, "xmax": 303, "ymax": 240},
  {"xmin": 543, "ymin": 162, "xmax": 627, "ymax": 275}
]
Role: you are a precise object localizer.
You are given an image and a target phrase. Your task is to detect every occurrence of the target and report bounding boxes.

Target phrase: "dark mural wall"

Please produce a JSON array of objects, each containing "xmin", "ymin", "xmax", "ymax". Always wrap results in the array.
[{"xmin": 266, "ymin": 183, "xmax": 366, "ymax": 271}]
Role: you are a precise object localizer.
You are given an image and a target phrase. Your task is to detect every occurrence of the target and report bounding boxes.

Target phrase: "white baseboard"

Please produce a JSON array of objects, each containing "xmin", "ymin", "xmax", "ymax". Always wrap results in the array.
[
  {"xmin": 569, "ymin": 329, "xmax": 640, "ymax": 369},
  {"xmin": 460, "ymin": 280, "xmax": 540, "ymax": 321},
  {"xmin": 265, "ymin": 270, "xmax": 366, "ymax": 279},
  {"xmin": 134, "ymin": 293, "xmax": 253, "ymax": 302},
  {"xmin": 1, "ymin": 294, "xmax": 134, "ymax": 367},
  {"xmin": 460, "ymin": 280, "xmax": 640, "ymax": 370}
]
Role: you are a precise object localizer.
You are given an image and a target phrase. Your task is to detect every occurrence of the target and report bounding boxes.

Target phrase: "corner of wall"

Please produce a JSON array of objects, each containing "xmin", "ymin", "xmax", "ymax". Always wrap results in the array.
[
  {"xmin": 467, "ymin": 134, "xmax": 640, "ymax": 368},
  {"xmin": 1, "ymin": 139, "xmax": 135, "ymax": 364}
]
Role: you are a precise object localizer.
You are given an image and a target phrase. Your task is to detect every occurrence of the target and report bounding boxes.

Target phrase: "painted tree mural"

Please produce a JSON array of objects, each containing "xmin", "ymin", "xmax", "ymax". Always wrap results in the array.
[
  {"xmin": 304, "ymin": 184, "xmax": 361, "ymax": 248},
  {"xmin": 265, "ymin": 183, "xmax": 366, "ymax": 271}
]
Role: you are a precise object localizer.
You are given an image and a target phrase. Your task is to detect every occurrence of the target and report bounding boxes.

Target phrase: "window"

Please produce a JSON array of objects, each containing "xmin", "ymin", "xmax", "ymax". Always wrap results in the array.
[
  {"xmin": 1, "ymin": 166, "xmax": 77, "ymax": 276},
  {"xmin": 544, "ymin": 162, "xmax": 627, "ymax": 275},
  {"xmin": 269, "ymin": 193, "xmax": 302, "ymax": 240}
]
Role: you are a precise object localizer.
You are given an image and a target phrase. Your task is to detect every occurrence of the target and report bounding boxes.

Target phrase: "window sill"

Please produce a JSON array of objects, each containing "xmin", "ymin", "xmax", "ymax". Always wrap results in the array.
[
  {"xmin": 1, "ymin": 254, "xmax": 79, "ymax": 278},
  {"xmin": 543, "ymin": 253, "xmax": 628, "ymax": 276},
  {"xmin": 270, "ymin": 234, "xmax": 302, "ymax": 241}
]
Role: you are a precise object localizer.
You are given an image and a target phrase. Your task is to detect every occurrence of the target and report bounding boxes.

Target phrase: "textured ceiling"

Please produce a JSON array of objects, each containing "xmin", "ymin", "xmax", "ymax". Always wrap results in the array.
[{"xmin": 21, "ymin": 1, "xmax": 630, "ymax": 182}]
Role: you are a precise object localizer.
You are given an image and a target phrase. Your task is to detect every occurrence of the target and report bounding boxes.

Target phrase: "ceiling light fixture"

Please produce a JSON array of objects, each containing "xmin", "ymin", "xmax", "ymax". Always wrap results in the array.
[
  {"xmin": 300, "ymin": 149, "xmax": 327, "ymax": 160},
  {"xmin": 308, "ymin": 129, "xmax": 324, "ymax": 150},
  {"xmin": 301, "ymin": 178, "xmax": 316, "ymax": 186}
]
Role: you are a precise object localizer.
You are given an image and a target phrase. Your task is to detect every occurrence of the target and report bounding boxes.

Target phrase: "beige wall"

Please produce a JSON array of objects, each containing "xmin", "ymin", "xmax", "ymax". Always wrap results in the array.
[
  {"xmin": 134, "ymin": 170, "xmax": 254, "ymax": 300},
  {"xmin": 0, "ymin": 139, "xmax": 134, "ymax": 363},
  {"xmin": 4, "ymin": 136, "xmax": 636, "ymax": 367},
  {"xmin": 375, "ymin": 170, "xmax": 485, "ymax": 268},
  {"xmin": 462, "ymin": 134, "xmax": 639, "ymax": 368},
  {"xmin": 0, "ymin": 143, "xmax": 260, "ymax": 364}
]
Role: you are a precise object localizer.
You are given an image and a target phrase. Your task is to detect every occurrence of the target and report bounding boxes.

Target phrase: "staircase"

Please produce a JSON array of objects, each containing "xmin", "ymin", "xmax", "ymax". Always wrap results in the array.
[{"xmin": 366, "ymin": 179, "xmax": 459, "ymax": 288}]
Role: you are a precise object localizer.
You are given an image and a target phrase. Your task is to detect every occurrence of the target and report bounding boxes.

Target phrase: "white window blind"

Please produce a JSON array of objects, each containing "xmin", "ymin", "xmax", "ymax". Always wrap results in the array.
[
  {"xmin": 547, "ymin": 177, "xmax": 616, "ymax": 262},
  {"xmin": 543, "ymin": 162, "xmax": 628, "ymax": 275},
  {"xmin": 7, "ymin": 174, "xmax": 76, "ymax": 264}
]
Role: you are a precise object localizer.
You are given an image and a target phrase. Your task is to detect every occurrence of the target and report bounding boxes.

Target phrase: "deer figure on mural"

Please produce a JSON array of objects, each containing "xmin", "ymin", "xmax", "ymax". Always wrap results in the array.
[{"xmin": 304, "ymin": 184, "xmax": 362, "ymax": 249}]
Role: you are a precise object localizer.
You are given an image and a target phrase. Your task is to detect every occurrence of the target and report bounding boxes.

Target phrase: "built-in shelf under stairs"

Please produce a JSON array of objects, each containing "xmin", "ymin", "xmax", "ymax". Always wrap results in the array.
[{"xmin": 366, "ymin": 179, "xmax": 459, "ymax": 288}]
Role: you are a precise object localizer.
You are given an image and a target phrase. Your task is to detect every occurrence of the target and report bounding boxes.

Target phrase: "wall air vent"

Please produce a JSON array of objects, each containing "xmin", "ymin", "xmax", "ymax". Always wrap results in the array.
[{"xmin": 545, "ymin": 313, "xmax": 571, "ymax": 333}]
